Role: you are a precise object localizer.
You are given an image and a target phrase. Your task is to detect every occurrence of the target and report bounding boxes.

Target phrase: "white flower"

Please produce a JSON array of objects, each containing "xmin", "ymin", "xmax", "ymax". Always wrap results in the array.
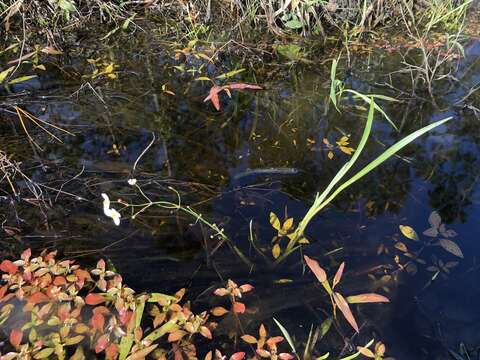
[
  {"xmin": 127, "ymin": 178, "xmax": 137, "ymax": 186},
  {"xmin": 101, "ymin": 193, "xmax": 121, "ymax": 226}
]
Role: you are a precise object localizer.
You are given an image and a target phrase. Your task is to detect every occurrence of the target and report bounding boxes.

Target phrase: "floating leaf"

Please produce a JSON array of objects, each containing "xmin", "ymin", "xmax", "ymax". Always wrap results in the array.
[
  {"xmin": 346, "ymin": 293, "xmax": 390, "ymax": 304},
  {"xmin": 333, "ymin": 292, "xmax": 358, "ymax": 333},
  {"xmin": 230, "ymin": 352, "xmax": 245, "ymax": 360},
  {"xmin": 399, "ymin": 225, "xmax": 419, "ymax": 241},
  {"xmin": 439, "ymin": 239, "xmax": 464, "ymax": 258},
  {"xmin": 356, "ymin": 347, "xmax": 375, "ymax": 358}
]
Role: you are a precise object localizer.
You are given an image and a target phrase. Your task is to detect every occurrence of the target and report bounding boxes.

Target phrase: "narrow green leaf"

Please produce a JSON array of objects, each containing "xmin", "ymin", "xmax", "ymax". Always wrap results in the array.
[{"xmin": 273, "ymin": 318, "xmax": 297, "ymax": 356}]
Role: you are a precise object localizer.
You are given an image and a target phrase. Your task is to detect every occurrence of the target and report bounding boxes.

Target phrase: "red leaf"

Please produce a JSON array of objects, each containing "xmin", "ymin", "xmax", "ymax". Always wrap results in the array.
[
  {"xmin": 279, "ymin": 354, "xmax": 295, "ymax": 360},
  {"xmin": 119, "ymin": 310, "xmax": 133, "ymax": 325},
  {"xmin": 333, "ymin": 262, "xmax": 345, "ymax": 289},
  {"xmin": 28, "ymin": 291, "xmax": 49, "ymax": 305},
  {"xmin": 227, "ymin": 83, "xmax": 262, "ymax": 90},
  {"xmin": 105, "ymin": 343, "xmax": 119, "ymax": 359},
  {"xmin": 53, "ymin": 276, "xmax": 67, "ymax": 286},
  {"xmin": 0, "ymin": 260, "xmax": 18, "ymax": 274},
  {"xmin": 346, "ymin": 293, "xmax": 390, "ymax": 304},
  {"xmin": 232, "ymin": 302, "xmax": 246, "ymax": 314},
  {"xmin": 95, "ymin": 334, "xmax": 109, "ymax": 353},
  {"xmin": 304, "ymin": 255, "xmax": 327, "ymax": 283},
  {"xmin": 203, "ymin": 85, "xmax": 222, "ymax": 111},
  {"xmin": 333, "ymin": 292, "xmax": 359, "ymax": 333},
  {"xmin": 9, "ymin": 329, "xmax": 22, "ymax": 348},
  {"xmin": 85, "ymin": 293, "xmax": 105, "ymax": 305},
  {"xmin": 230, "ymin": 352, "xmax": 245, "ymax": 360},
  {"xmin": 92, "ymin": 313, "xmax": 105, "ymax": 331}
]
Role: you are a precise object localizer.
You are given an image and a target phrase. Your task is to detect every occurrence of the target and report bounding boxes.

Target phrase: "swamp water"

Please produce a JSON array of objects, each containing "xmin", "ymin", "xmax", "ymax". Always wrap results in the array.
[{"xmin": 1, "ymin": 33, "xmax": 480, "ymax": 359}]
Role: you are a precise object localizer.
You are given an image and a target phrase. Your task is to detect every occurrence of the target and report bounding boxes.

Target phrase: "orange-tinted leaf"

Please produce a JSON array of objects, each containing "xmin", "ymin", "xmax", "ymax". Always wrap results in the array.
[
  {"xmin": 241, "ymin": 335, "xmax": 257, "ymax": 344},
  {"xmin": 333, "ymin": 262, "xmax": 345, "ymax": 289},
  {"xmin": 92, "ymin": 313, "xmax": 105, "ymax": 331},
  {"xmin": 119, "ymin": 310, "xmax": 133, "ymax": 325},
  {"xmin": 200, "ymin": 326, "xmax": 212, "ymax": 339},
  {"xmin": 304, "ymin": 255, "xmax": 327, "ymax": 283},
  {"xmin": 0, "ymin": 260, "xmax": 18, "ymax": 274},
  {"xmin": 259, "ymin": 324, "xmax": 267, "ymax": 338},
  {"xmin": 230, "ymin": 352, "xmax": 245, "ymax": 360},
  {"xmin": 213, "ymin": 288, "xmax": 229, "ymax": 296},
  {"xmin": 233, "ymin": 302, "xmax": 246, "ymax": 313},
  {"xmin": 28, "ymin": 291, "xmax": 49, "ymax": 305},
  {"xmin": 106, "ymin": 343, "xmax": 119, "ymax": 359},
  {"xmin": 168, "ymin": 329, "xmax": 187, "ymax": 342},
  {"xmin": 227, "ymin": 83, "xmax": 262, "ymax": 90},
  {"xmin": 203, "ymin": 85, "xmax": 222, "ymax": 111},
  {"xmin": 211, "ymin": 306, "xmax": 229, "ymax": 316},
  {"xmin": 279, "ymin": 354, "xmax": 295, "ymax": 360},
  {"xmin": 0, "ymin": 285, "xmax": 8, "ymax": 300},
  {"xmin": 256, "ymin": 349, "xmax": 271, "ymax": 358},
  {"xmin": 85, "ymin": 293, "xmax": 105, "ymax": 305},
  {"xmin": 346, "ymin": 293, "xmax": 390, "ymax": 304},
  {"xmin": 333, "ymin": 292, "xmax": 358, "ymax": 333},
  {"xmin": 9, "ymin": 329, "xmax": 22, "ymax": 348},
  {"xmin": 95, "ymin": 334, "xmax": 109, "ymax": 353},
  {"xmin": 53, "ymin": 276, "xmax": 67, "ymax": 286},
  {"xmin": 356, "ymin": 346, "xmax": 375, "ymax": 358},
  {"xmin": 239, "ymin": 284, "xmax": 254, "ymax": 293},
  {"xmin": 266, "ymin": 336, "xmax": 284, "ymax": 347}
]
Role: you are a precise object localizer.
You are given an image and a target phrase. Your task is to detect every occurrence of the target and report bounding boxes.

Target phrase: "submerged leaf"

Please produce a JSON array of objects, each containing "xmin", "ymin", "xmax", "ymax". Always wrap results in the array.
[
  {"xmin": 269, "ymin": 212, "xmax": 281, "ymax": 231},
  {"xmin": 304, "ymin": 256, "xmax": 327, "ymax": 283},
  {"xmin": 439, "ymin": 239, "xmax": 463, "ymax": 258}
]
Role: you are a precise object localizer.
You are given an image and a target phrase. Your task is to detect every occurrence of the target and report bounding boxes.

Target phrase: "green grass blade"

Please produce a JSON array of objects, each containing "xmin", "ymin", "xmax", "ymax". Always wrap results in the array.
[
  {"xmin": 318, "ymin": 116, "xmax": 452, "ymax": 211},
  {"xmin": 296, "ymin": 99, "xmax": 375, "ymax": 237},
  {"xmin": 273, "ymin": 317, "xmax": 298, "ymax": 357},
  {"xmin": 344, "ymin": 89, "xmax": 399, "ymax": 131}
]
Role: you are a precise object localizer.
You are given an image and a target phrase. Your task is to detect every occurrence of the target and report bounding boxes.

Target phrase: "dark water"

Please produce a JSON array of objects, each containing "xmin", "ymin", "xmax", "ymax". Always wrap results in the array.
[{"xmin": 1, "ymin": 33, "xmax": 480, "ymax": 359}]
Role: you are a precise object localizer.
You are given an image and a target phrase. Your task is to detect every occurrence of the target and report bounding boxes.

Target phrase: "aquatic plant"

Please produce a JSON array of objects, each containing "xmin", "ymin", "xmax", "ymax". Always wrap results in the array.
[
  {"xmin": 0, "ymin": 250, "xmax": 381, "ymax": 359},
  {"xmin": 273, "ymin": 101, "xmax": 452, "ymax": 263}
]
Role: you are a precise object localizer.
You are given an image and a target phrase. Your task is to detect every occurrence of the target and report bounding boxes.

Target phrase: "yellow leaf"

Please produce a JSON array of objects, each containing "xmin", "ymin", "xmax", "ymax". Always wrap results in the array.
[
  {"xmin": 328, "ymin": 151, "xmax": 334, "ymax": 159},
  {"xmin": 104, "ymin": 63, "xmax": 114, "ymax": 74},
  {"xmin": 399, "ymin": 225, "xmax": 419, "ymax": 241},
  {"xmin": 339, "ymin": 146, "xmax": 354, "ymax": 155},
  {"xmin": 298, "ymin": 237, "xmax": 310, "ymax": 245},
  {"xmin": 0, "ymin": 66, "xmax": 15, "ymax": 83},
  {"xmin": 272, "ymin": 244, "xmax": 281, "ymax": 259},
  {"xmin": 269, "ymin": 212, "xmax": 281, "ymax": 231},
  {"xmin": 394, "ymin": 242, "xmax": 408, "ymax": 252},
  {"xmin": 282, "ymin": 218, "xmax": 294, "ymax": 232}
]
